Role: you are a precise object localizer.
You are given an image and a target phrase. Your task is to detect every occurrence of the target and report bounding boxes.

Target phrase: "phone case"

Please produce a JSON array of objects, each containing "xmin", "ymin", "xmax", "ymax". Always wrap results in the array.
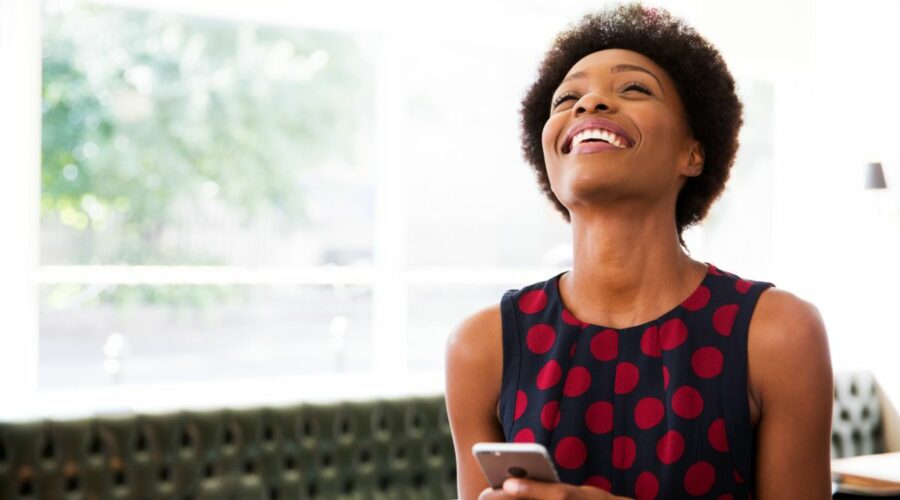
[{"xmin": 472, "ymin": 442, "xmax": 561, "ymax": 489}]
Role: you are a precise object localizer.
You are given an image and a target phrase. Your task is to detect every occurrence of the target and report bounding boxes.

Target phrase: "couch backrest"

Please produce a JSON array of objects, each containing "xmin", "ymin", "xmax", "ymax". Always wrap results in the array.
[{"xmin": 0, "ymin": 395, "xmax": 457, "ymax": 500}]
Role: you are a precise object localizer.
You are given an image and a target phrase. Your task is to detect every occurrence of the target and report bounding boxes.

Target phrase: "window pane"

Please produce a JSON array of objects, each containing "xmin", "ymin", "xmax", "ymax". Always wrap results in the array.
[
  {"xmin": 39, "ymin": 283, "xmax": 373, "ymax": 388},
  {"xmin": 41, "ymin": 2, "xmax": 375, "ymax": 266},
  {"xmin": 401, "ymin": 42, "xmax": 572, "ymax": 267},
  {"xmin": 693, "ymin": 79, "xmax": 775, "ymax": 273},
  {"xmin": 407, "ymin": 283, "xmax": 516, "ymax": 372}
]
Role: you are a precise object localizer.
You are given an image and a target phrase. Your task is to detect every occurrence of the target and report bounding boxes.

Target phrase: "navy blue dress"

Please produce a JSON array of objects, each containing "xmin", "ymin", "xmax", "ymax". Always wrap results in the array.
[{"xmin": 498, "ymin": 262, "xmax": 774, "ymax": 499}]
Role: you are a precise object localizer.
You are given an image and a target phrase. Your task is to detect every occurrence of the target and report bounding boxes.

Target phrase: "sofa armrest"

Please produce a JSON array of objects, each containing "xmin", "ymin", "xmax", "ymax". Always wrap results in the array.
[{"xmin": 832, "ymin": 371, "xmax": 886, "ymax": 458}]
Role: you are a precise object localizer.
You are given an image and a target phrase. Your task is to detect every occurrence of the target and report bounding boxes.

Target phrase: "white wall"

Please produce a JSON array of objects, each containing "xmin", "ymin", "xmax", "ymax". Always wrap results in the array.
[{"xmin": 0, "ymin": 0, "xmax": 41, "ymax": 402}]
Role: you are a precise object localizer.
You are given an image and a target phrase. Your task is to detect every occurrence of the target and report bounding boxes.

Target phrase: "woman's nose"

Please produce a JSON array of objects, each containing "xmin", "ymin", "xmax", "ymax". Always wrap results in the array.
[{"xmin": 574, "ymin": 94, "xmax": 611, "ymax": 114}]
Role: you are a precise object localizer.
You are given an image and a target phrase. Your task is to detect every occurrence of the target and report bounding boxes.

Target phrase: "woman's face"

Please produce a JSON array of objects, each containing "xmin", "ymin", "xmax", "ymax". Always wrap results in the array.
[{"xmin": 541, "ymin": 48, "xmax": 704, "ymax": 218}]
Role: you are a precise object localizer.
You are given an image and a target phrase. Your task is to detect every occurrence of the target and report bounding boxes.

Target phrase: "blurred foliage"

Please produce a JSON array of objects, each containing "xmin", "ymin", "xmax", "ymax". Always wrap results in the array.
[
  {"xmin": 46, "ymin": 283, "xmax": 245, "ymax": 313},
  {"xmin": 41, "ymin": 2, "xmax": 374, "ymax": 266}
]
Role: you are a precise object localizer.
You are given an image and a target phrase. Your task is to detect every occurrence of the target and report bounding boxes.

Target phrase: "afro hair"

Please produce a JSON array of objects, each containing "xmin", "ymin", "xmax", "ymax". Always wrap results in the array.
[{"xmin": 519, "ymin": 1, "xmax": 743, "ymax": 248}]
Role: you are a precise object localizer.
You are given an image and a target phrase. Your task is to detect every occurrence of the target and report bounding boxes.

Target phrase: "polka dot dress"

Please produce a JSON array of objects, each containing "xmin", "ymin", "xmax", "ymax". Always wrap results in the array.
[{"xmin": 498, "ymin": 262, "xmax": 774, "ymax": 499}]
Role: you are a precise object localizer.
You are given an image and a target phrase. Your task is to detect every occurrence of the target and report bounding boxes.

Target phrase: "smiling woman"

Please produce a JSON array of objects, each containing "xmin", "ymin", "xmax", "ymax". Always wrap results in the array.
[
  {"xmin": 519, "ymin": 4, "xmax": 744, "ymax": 252},
  {"xmin": 445, "ymin": 2, "xmax": 833, "ymax": 500}
]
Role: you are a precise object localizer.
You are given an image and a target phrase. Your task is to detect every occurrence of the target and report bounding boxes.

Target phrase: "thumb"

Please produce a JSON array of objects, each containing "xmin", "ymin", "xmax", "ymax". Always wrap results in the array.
[{"xmin": 503, "ymin": 477, "xmax": 570, "ymax": 498}]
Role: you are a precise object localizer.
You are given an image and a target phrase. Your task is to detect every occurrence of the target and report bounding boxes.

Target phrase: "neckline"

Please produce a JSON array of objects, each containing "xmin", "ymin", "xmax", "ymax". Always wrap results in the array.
[{"xmin": 552, "ymin": 261, "xmax": 713, "ymax": 332}]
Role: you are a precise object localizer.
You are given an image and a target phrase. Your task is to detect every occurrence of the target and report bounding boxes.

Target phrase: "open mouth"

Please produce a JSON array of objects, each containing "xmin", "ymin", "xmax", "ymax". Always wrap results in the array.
[
  {"xmin": 562, "ymin": 129, "xmax": 633, "ymax": 154},
  {"xmin": 560, "ymin": 118, "xmax": 635, "ymax": 155}
]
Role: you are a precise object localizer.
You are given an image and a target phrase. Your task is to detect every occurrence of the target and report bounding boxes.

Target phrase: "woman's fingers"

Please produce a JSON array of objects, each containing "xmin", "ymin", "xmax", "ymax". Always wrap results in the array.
[
  {"xmin": 477, "ymin": 479, "xmax": 622, "ymax": 499},
  {"xmin": 501, "ymin": 478, "xmax": 620, "ymax": 499},
  {"xmin": 478, "ymin": 486, "xmax": 517, "ymax": 499}
]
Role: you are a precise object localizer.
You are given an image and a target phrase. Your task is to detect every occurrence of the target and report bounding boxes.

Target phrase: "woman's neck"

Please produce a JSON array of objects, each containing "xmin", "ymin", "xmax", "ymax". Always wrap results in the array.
[{"xmin": 561, "ymin": 210, "xmax": 705, "ymax": 329}]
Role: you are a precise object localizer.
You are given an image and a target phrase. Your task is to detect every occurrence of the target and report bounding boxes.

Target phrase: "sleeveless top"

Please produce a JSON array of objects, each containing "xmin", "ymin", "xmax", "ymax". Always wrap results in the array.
[{"xmin": 498, "ymin": 262, "xmax": 775, "ymax": 499}]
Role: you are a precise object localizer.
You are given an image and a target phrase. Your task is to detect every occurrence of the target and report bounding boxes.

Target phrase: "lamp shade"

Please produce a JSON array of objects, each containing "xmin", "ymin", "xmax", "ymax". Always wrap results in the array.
[{"xmin": 865, "ymin": 162, "xmax": 887, "ymax": 189}]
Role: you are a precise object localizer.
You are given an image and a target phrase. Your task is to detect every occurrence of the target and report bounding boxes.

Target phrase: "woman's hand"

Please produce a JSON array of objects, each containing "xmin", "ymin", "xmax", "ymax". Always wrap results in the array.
[{"xmin": 477, "ymin": 478, "xmax": 629, "ymax": 499}]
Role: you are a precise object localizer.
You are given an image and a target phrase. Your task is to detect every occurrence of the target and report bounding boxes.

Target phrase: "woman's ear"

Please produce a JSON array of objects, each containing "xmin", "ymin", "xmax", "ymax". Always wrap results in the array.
[{"xmin": 687, "ymin": 141, "xmax": 705, "ymax": 177}]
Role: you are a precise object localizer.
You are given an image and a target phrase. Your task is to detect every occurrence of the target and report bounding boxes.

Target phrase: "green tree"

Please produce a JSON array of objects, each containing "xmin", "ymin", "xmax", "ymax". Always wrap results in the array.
[{"xmin": 41, "ymin": 3, "xmax": 374, "ymax": 266}]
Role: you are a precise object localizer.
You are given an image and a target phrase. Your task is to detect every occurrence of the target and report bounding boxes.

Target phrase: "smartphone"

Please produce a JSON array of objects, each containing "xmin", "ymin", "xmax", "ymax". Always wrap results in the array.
[{"xmin": 471, "ymin": 442, "xmax": 561, "ymax": 489}]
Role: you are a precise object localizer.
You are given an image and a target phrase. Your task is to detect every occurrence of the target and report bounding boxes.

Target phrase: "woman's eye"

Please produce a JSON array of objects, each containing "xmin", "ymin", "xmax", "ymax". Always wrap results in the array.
[
  {"xmin": 552, "ymin": 94, "xmax": 576, "ymax": 109},
  {"xmin": 622, "ymin": 82, "xmax": 652, "ymax": 95}
]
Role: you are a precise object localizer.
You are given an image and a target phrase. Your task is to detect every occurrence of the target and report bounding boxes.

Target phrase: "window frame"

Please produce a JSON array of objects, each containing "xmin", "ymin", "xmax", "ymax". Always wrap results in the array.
[{"xmin": 2, "ymin": 0, "xmax": 566, "ymax": 418}]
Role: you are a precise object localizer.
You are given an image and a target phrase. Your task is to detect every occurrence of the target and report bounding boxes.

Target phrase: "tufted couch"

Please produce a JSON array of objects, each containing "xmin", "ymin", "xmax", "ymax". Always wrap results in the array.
[
  {"xmin": 831, "ymin": 371, "xmax": 887, "ymax": 459},
  {"xmin": 0, "ymin": 396, "xmax": 457, "ymax": 500},
  {"xmin": 0, "ymin": 371, "xmax": 890, "ymax": 500}
]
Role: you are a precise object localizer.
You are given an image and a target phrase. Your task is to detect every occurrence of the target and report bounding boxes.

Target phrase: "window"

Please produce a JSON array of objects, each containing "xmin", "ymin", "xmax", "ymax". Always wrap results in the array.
[
  {"xmin": 1, "ymin": 0, "xmax": 778, "ymax": 415},
  {"xmin": 39, "ymin": 1, "xmax": 379, "ymax": 394}
]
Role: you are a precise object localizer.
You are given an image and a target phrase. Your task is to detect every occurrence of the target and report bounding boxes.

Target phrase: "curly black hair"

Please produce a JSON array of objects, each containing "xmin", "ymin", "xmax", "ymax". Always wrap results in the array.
[{"xmin": 519, "ymin": 1, "xmax": 743, "ymax": 248}]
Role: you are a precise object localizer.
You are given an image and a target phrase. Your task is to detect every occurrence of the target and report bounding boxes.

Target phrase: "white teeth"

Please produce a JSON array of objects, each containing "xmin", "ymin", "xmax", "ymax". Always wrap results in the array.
[{"xmin": 572, "ymin": 128, "xmax": 629, "ymax": 149}]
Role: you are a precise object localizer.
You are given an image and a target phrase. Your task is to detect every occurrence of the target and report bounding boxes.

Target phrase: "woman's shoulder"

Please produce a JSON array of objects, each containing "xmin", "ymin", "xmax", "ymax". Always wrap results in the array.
[
  {"xmin": 710, "ymin": 263, "xmax": 825, "ymax": 358},
  {"xmin": 444, "ymin": 303, "xmax": 505, "ymax": 429},
  {"xmin": 445, "ymin": 302, "xmax": 503, "ymax": 359},
  {"xmin": 750, "ymin": 285, "xmax": 827, "ymax": 356},
  {"xmin": 747, "ymin": 283, "xmax": 831, "ymax": 412}
]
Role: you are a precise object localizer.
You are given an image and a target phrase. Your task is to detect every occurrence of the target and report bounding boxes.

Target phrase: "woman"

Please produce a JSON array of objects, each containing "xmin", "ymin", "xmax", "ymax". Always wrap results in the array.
[{"xmin": 444, "ymin": 3, "xmax": 833, "ymax": 499}]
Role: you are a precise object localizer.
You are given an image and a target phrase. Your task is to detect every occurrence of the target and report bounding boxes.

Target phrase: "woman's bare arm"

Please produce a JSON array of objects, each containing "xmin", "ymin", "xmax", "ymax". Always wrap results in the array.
[
  {"xmin": 445, "ymin": 304, "xmax": 507, "ymax": 500},
  {"xmin": 749, "ymin": 288, "xmax": 833, "ymax": 499}
]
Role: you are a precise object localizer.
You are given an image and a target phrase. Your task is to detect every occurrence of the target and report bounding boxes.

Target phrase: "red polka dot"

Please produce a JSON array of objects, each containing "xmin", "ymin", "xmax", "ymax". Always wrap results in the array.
[
  {"xmin": 635, "ymin": 471, "xmax": 660, "ymax": 500},
  {"xmin": 514, "ymin": 390, "xmax": 527, "ymax": 420},
  {"xmin": 708, "ymin": 264, "xmax": 724, "ymax": 276},
  {"xmin": 691, "ymin": 346, "xmax": 724, "ymax": 379},
  {"xmin": 562, "ymin": 308, "xmax": 582, "ymax": 326},
  {"xmin": 634, "ymin": 397, "xmax": 665, "ymax": 430},
  {"xmin": 540, "ymin": 401, "xmax": 561, "ymax": 430},
  {"xmin": 659, "ymin": 318, "xmax": 688, "ymax": 350},
  {"xmin": 611, "ymin": 436, "xmax": 637, "ymax": 469},
  {"xmin": 614, "ymin": 362, "xmax": 640, "ymax": 394},
  {"xmin": 570, "ymin": 342, "xmax": 577, "ymax": 359},
  {"xmin": 708, "ymin": 418, "xmax": 729, "ymax": 452},
  {"xmin": 735, "ymin": 279, "xmax": 752, "ymax": 294},
  {"xmin": 563, "ymin": 366, "xmax": 592, "ymax": 397},
  {"xmin": 590, "ymin": 329, "xmax": 619, "ymax": 361},
  {"xmin": 713, "ymin": 304, "xmax": 740, "ymax": 336},
  {"xmin": 656, "ymin": 430, "xmax": 684, "ymax": 464},
  {"xmin": 536, "ymin": 360, "xmax": 563, "ymax": 390},
  {"xmin": 583, "ymin": 475, "xmax": 612, "ymax": 492},
  {"xmin": 672, "ymin": 386, "xmax": 704, "ymax": 419},
  {"xmin": 718, "ymin": 495, "xmax": 734, "ymax": 500},
  {"xmin": 513, "ymin": 428, "xmax": 535, "ymax": 443},
  {"xmin": 663, "ymin": 365, "xmax": 670, "ymax": 390},
  {"xmin": 640, "ymin": 325, "xmax": 661, "ymax": 358},
  {"xmin": 682, "ymin": 285, "xmax": 711, "ymax": 311},
  {"xmin": 518, "ymin": 289, "xmax": 547, "ymax": 314},
  {"xmin": 555, "ymin": 436, "xmax": 587, "ymax": 469},
  {"xmin": 684, "ymin": 461, "xmax": 716, "ymax": 496},
  {"xmin": 734, "ymin": 468, "xmax": 744, "ymax": 483},
  {"xmin": 526, "ymin": 324, "xmax": 556, "ymax": 354},
  {"xmin": 585, "ymin": 401, "xmax": 614, "ymax": 434}
]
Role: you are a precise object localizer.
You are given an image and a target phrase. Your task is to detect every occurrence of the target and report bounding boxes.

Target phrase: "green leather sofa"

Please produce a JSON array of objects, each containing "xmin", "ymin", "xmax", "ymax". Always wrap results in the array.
[
  {"xmin": 0, "ymin": 371, "xmax": 888, "ymax": 499},
  {"xmin": 831, "ymin": 371, "xmax": 887, "ymax": 459},
  {"xmin": 0, "ymin": 395, "xmax": 457, "ymax": 500}
]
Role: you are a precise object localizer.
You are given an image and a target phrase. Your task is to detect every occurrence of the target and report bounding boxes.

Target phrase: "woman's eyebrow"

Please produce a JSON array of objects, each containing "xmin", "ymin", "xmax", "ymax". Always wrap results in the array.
[{"xmin": 560, "ymin": 64, "xmax": 664, "ymax": 94}]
